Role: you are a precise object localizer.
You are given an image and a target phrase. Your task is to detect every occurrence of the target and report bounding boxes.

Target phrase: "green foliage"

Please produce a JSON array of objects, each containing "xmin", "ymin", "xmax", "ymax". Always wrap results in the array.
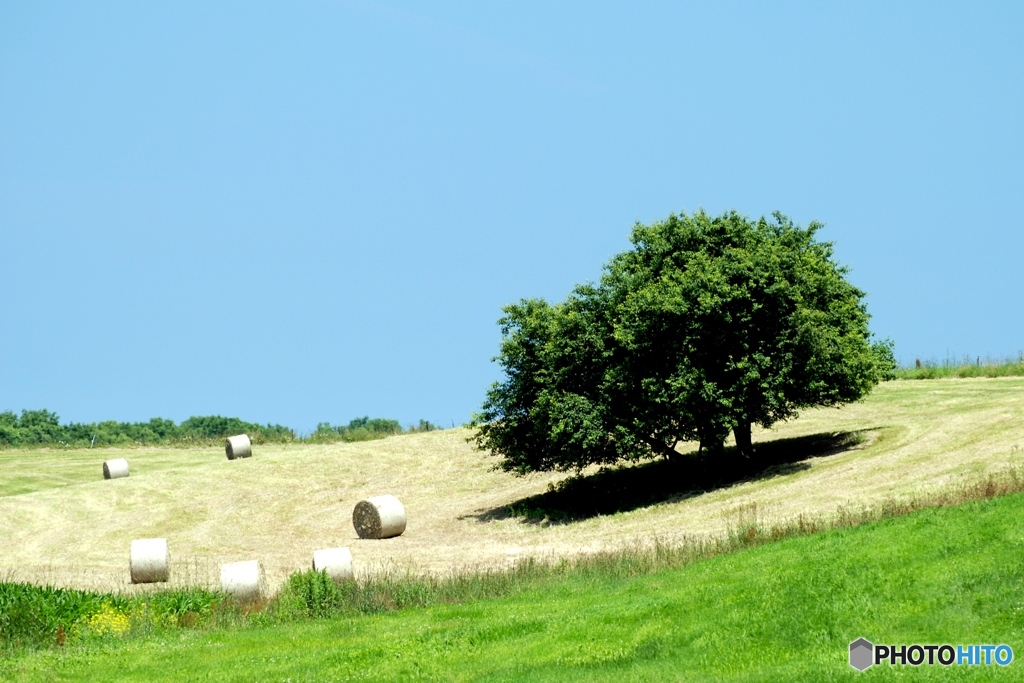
[
  {"xmin": 895, "ymin": 354, "xmax": 1024, "ymax": 380},
  {"xmin": 474, "ymin": 210, "xmax": 889, "ymax": 473},
  {"xmin": 274, "ymin": 570, "xmax": 354, "ymax": 620},
  {"xmin": 872, "ymin": 339, "xmax": 898, "ymax": 380},
  {"xmin": 408, "ymin": 419, "xmax": 441, "ymax": 433},
  {"xmin": 0, "ymin": 412, "xmax": 438, "ymax": 449},
  {"xmin": 0, "ymin": 411, "xmax": 295, "ymax": 448},
  {"xmin": 0, "ymin": 582, "xmax": 223, "ymax": 651},
  {"xmin": 176, "ymin": 416, "xmax": 293, "ymax": 443},
  {"xmin": 143, "ymin": 586, "xmax": 220, "ymax": 620},
  {"xmin": 0, "ymin": 582, "xmax": 104, "ymax": 649},
  {"xmin": 310, "ymin": 416, "xmax": 403, "ymax": 443}
]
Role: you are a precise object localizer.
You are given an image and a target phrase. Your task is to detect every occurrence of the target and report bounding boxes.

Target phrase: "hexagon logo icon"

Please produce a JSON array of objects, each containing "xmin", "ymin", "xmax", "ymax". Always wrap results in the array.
[{"xmin": 849, "ymin": 638, "xmax": 874, "ymax": 671}]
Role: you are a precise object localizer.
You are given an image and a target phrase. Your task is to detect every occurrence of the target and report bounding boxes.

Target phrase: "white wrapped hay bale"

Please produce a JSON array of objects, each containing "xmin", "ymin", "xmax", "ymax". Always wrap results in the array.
[
  {"xmin": 103, "ymin": 458, "xmax": 130, "ymax": 479},
  {"xmin": 225, "ymin": 434, "xmax": 252, "ymax": 460},
  {"xmin": 312, "ymin": 547, "xmax": 354, "ymax": 582},
  {"xmin": 220, "ymin": 560, "xmax": 266, "ymax": 602},
  {"xmin": 130, "ymin": 538, "xmax": 170, "ymax": 583},
  {"xmin": 352, "ymin": 495, "xmax": 407, "ymax": 539}
]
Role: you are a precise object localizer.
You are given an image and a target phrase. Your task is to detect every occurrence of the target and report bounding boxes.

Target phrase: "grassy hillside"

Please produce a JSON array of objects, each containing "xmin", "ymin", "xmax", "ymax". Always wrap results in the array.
[
  {"xmin": 4, "ymin": 490, "xmax": 1024, "ymax": 681},
  {"xmin": 1, "ymin": 378, "xmax": 1023, "ymax": 594}
]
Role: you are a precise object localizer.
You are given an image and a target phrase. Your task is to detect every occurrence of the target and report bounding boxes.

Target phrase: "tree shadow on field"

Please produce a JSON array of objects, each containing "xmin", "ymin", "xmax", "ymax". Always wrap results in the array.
[{"xmin": 465, "ymin": 430, "xmax": 874, "ymax": 525}]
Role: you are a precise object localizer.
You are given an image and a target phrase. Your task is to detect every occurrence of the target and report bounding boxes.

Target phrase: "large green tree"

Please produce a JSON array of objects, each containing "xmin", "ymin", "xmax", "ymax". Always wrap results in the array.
[{"xmin": 473, "ymin": 210, "xmax": 894, "ymax": 474}]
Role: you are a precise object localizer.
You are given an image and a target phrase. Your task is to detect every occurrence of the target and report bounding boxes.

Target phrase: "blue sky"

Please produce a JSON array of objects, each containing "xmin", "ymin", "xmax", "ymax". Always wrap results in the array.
[{"xmin": 1, "ymin": 2, "xmax": 1022, "ymax": 431}]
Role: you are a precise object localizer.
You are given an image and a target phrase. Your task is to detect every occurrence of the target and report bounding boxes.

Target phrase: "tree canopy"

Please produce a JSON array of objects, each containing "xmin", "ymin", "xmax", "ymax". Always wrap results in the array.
[{"xmin": 473, "ymin": 210, "xmax": 895, "ymax": 474}]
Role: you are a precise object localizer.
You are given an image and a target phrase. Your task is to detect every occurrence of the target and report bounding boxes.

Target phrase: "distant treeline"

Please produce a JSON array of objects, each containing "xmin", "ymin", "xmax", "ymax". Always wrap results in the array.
[
  {"xmin": 894, "ymin": 355, "xmax": 1024, "ymax": 380},
  {"xmin": 0, "ymin": 410, "xmax": 440, "ymax": 449},
  {"xmin": 310, "ymin": 417, "xmax": 440, "ymax": 443}
]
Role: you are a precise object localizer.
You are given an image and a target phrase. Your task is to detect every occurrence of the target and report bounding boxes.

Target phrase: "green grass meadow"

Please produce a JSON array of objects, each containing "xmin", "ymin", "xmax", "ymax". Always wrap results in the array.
[{"xmin": 4, "ymin": 491, "xmax": 1024, "ymax": 682}]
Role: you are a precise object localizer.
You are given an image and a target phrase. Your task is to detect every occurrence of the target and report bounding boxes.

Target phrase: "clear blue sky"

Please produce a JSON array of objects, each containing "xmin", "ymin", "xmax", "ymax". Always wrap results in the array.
[{"xmin": 2, "ymin": 2, "xmax": 1022, "ymax": 431}]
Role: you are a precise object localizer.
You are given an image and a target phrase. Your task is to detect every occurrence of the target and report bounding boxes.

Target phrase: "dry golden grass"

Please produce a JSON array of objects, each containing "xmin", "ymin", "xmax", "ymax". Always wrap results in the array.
[{"xmin": 1, "ymin": 377, "xmax": 1022, "ymax": 594}]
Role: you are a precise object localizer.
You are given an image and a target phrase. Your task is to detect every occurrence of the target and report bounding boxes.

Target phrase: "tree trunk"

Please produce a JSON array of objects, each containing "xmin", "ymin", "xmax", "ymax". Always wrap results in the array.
[
  {"xmin": 698, "ymin": 433, "xmax": 725, "ymax": 458},
  {"xmin": 646, "ymin": 437, "xmax": 679, "ymax": 461},
  {"xmin": 733, "ymin": 421, "xmax": 753, "ymax": 458}
]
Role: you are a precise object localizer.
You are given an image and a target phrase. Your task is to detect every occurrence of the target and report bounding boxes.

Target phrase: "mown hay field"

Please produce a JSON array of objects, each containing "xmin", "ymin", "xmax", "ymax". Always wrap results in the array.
[{"xmin": 1, "ymin": 377, "xmax": 1022, "ymax": 594}]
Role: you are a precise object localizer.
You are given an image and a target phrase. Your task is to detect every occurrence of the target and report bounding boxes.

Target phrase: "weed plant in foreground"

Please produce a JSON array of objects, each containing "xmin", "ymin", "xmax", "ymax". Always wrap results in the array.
[
  {"xmin": 0, "ymin": 585, "xmax": 223, "ymax": 654},
  {"xmin": 5, "ymin": 486, "xmax": 1024, "ymax": 681}
]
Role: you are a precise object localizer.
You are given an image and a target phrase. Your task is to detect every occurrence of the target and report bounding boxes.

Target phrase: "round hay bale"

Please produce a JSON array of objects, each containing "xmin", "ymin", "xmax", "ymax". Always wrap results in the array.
[
  {"xmin": 312, "ymin": 547, "xmax": 354, "ymax": 582},
  {"xmin": 352, "ymin": 495, "xmax": 406, "ymax": 539},
  {"xmin": 225, "ymin": 434, "xmax": 252, "ymax": 460},
  {"xmin": 103, "ymin": 458, "xmax": 130, "ymax": 480},
  {"xmin": 130, "ymin": 538, "xmax": 170, "ymax": 583},
  {"xmin": 220, "ymin": 560, "xmax": 265, "ymax": 602}
]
